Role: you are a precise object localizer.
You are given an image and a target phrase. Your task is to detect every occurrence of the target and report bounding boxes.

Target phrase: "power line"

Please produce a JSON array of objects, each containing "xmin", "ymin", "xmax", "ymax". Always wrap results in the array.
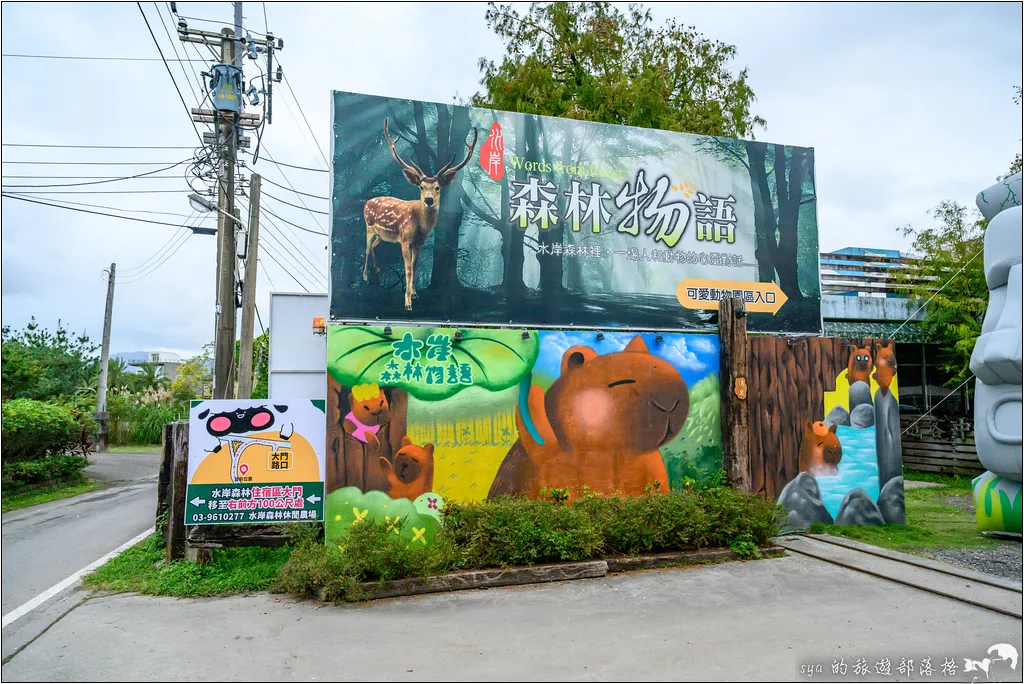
[
  {"xmin": 2, "ymin": 160, "xmax": 188, "ymax": 166},
  {"xmin": 1, "ymin": 53, "xmax": 206, "ymax": 62},
  {"xmin": 1, "ymin": 159, "xmax": 190, "ymax": 188},
  {"xmin": 258, "ymin": 258, "xmax": 278, "ymax": 292},
  {"xmin": 1, "ymin": 193, "xmax": 211, "ymax": 228},
  {"xmin": 137, "ymin": 2, "xmax": 205, "ymax": 147},
  {"xmin": 259, "ymin": 174, "xmax": 329, "ymax": 200},
  {"xmin": 263, "ymin": 191, "xmax": 329, "ymax": 215},
  {"xmin": 3, "ymin": 174, "xmax": 185, "ymax": 180},
  {"xmin": 120, "ymin": 232, "xmax": 195, "ymax": 284},
  {"xmin": 259, "ymin": 146, "xmax": 329, "ymax": 233},
  {"xmin": 259, "ymin": 156, "xmax": 328, "ymax": 173},
  {"xmin": 2, "ymin": 143, "xmax": 196, "ymax": 149},
  {"xmin": 238, "ymin": 195, "xmax": 327, "ymax": 282},
  {"xmin": 1, "ymin": 189, "xmax": 190, "ymax": 194},
  {"xmin": 155, "ymin": 1, "xmax": 205, "ymax": 105},
  {"xmin": 274, "ymin": 63, "xmax": 329, "ymax": 171},
  {"xmin": 0, "ymin": 194, "xmax": 196, "ymax": 217},
  {"xmin": 259, "ymin": 242, "xmax": 313, "ymax": 293},
  {"xmin": 261, "ymin": 204, "xmax": 329, "ymax": 236},
  {"xmin": 122, "ymin": 224, "xmax": 191, "ymax": 275}
]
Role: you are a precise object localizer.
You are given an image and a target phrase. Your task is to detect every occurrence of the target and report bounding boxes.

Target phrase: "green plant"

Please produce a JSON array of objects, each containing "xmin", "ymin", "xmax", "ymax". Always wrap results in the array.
[
  {"xmin": 1, "ymin": 399, "xmax": 83, "ymax": 462},
  {"xmin": 1, "ymin": 318, "xmax": 99, "ymax": 401},
  {"xmin": 644, "ymin": 481, "xmax": 662, "ymax": 495},
  {"xmin": 729, "ymin": 532, "xmax": 761, "ymax": 559},
  {"xmin": 108, "ymin": 393, "xmax": 177, "ymax": 445},
  {"xmin": 539, "ymin": 486, "xmax": 570, "ymax": 505},
  {"xmin": 2, "ymin": 453, "xmax": 90, "ymax": 489}
]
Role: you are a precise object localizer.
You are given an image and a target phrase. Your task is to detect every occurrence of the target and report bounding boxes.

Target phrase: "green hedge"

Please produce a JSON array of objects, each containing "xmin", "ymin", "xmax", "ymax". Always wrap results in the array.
[
  {"xmin": 275, "ymin": 487, "xmax": 785, "ymax": 601},
  {"xmin": 1, "ymin": 399, "xmax": 82, "ymax": 462},
  {"xmin": 2, "ymin": 454, "xmax": 90, "ymax": 490}
]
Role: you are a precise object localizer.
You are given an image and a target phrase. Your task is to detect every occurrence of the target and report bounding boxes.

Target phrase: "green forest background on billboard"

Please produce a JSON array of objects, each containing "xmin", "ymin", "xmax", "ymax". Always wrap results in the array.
[{"xmin": 330, "ymin": 91, "xmax": 821, "ymax": 333}]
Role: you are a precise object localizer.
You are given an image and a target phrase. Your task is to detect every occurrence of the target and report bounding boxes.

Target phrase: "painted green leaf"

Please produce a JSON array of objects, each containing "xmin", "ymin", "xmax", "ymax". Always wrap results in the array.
[
  {"xmin": 328, "ymin": 326, "xmax": 539, "ymax": 400},
  {"xmin": 997, "ymin": 489, "xmax": 1023, "ymax": 534}
]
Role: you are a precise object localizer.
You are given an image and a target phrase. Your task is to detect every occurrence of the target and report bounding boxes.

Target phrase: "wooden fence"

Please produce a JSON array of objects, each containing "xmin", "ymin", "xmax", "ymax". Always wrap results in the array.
[{"xmin": 900, "ymin": 414, "xmax": 984, "ymax": 477}]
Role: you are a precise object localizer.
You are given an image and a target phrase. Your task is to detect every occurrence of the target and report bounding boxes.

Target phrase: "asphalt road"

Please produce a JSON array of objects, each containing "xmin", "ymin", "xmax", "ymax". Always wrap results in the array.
[
  {"xmin": 2, "ymin": 552, "xmax": 1021, "ymax": 681},
  {"xmin": 1, "ymin": 452, "xmax": 160, "ymax": 615}
]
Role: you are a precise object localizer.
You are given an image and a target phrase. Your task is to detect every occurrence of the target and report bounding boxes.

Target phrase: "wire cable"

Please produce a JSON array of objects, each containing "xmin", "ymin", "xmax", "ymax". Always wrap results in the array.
[
  {"xmin": 1, "ymin": 193, "xmax": 211, "ymax": 228},
  {"xmin": 137, "ymin": 2, "xmax": 205, "ymax": 147},
  {"xmin": 263, "ymin": 191, "xmax": 329, "ymax": 215},
  {"xmin": 259, "ymin": 242, "xmax": 313, "ymax": 293},
  {"xmin": 120, "ymin": 232, "xmax": 195, "ymax": 284},
  {"xmin": 259, "ymin": 174, "xmax": 329, "ymax": 200},
  {"xmin": 1, "ymin": 53, "xmax": 205, "ymax": 62},
  {"xmin": 258, "ymin": 156, "xmax": 328, "ymax": 173},
  {"xmin": 1, "ymin": 159, "xmax": 191, "ymax": 188},
  {"xmin": 1, "ymin": 143, "xmax": 196, "ymax": 149}
]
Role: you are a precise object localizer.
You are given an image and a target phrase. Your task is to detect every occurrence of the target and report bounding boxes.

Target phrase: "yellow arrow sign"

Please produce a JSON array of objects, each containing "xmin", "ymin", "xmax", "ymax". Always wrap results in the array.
[{"xmin": 676, "ymin": 279, "xmax": 789, "ymax": 314}]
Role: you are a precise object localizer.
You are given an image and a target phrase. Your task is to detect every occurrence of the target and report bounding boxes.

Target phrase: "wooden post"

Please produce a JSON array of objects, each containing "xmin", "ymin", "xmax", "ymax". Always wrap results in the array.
[
  {"xmin": 156, "ymin": 423, "xmax": 174, "ymax": 543},
  {"xmin": 165, "ymin": 421, "xmax": 189, "ymax": 563},
  {"xmin": 719, "ymin": 297, "xmax": 751, "ymax": 491}
]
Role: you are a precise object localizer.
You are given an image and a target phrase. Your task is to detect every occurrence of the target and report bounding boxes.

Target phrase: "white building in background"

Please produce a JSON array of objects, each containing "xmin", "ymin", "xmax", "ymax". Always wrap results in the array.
[{"xmin": 111, "ymin": 350, "xmax": 184, "ymax": 381}]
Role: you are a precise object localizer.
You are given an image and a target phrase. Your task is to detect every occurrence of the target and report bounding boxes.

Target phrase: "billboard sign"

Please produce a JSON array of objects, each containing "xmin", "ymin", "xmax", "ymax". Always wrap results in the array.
[
  {"xmin": 186, "ymin": 399, "xmax": 326, "ymax": 525},
  {"xmin": 330, "ymin": 90, "xmax": 821, "ymax": 334}
]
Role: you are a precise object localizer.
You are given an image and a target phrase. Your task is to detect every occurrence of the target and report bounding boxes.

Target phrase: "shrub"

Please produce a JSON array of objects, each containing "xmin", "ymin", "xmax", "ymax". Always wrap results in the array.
[
  {"xmin": 275, "ymin": 519, "xmax": 463, "ymax": 601},
  {"xmin": 108, "ymin": 393, "xmax": 178, "ymax": 445},
  {"xmin": 276, "ymin": 487, "xmax": 785, "ymax": 601},
  {"xmin": 2, "ymin": 453, "xmax": 90, "ymax": 489},
  {"xmin": 1, "ymin": 399, "xmax": 82, "ymax": 462}
]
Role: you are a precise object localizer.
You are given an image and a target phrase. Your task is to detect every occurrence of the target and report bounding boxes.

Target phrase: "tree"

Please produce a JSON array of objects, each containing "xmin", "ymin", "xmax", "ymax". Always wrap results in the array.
[
  {"xmin": 895, "ymin": 201, "xmax": 988, "ymax": 385},
  {"xmin": 1007, "ymin": 85, "xmax": 1022, "ymax": 178},
  {"xmin": 0, "ymin": 318, "xmax": 99, "ymax": 401},
  {"xmin": 133, "ymin": 362, "xmax": 170, "ymax": 392},
  {"xmin": 170, "ymin": 346, "xmax": 213, "ymax": 407},
  {"xmin": 105, "ymin": 357, "xmax": 131, "ymax": 392},
  {"xmin": 473, "ymin": 2, "xmax": 764, "ymax": 137}
]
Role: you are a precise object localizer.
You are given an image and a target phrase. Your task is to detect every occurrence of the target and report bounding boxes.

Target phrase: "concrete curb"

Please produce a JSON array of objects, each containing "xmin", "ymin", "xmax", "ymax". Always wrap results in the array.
[{"xmin": 317, "ymin": 546, "xmax": 786, "ymax": 602}]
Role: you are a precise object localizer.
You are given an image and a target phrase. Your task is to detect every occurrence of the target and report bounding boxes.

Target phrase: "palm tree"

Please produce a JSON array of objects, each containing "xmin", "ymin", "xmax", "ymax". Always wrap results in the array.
[
  {"xmin": 134, "ymin": 361, "xmax": 170, "ymax": 391},
  {"xmin": 106, "ymin": 357, "xmax": 131, "ymax": 390}
]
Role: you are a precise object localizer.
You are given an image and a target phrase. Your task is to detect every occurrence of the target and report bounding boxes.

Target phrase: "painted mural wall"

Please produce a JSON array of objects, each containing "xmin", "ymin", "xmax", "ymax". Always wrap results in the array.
[
  {"xmin": 751, "ymin": 337, "xmax": 906, "ymax": 528},
  {"xmin": 324, "ymin": 326, "xmax": 722, "ymax": 543}
]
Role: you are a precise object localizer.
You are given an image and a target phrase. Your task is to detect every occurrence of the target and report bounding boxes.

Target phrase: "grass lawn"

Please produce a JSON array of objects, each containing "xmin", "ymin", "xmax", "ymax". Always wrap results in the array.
[
  {"xmin": 106, "ymin": 444, "xmax": 162, "ymax": 454},
  {"xmin": 84, "ymin": 533, "xmax": 291, "ymax": 596},
  {"xmin": 2, "ymin": 480, "xmax": 108, "ymax": 513},
  {"xmin": 808, "ymin": 470, "xmax": 1000, "ymax": 552}
]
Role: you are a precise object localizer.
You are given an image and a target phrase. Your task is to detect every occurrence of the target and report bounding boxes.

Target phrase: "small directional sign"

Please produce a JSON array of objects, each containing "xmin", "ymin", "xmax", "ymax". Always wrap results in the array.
[
  {"xmin": 186, "ymin": 399, "xmax": 327, "ymax": 526},
  {"xmin": 676, "ymin": 278, "xmax": 789, "ymax": 314}
]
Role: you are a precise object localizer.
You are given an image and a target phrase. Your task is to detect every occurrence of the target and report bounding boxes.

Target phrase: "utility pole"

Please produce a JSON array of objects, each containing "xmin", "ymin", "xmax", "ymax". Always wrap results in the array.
[
  {"xmin": 237, "ymin": 174, "xmax": 261, "ymax": 399},
  {"xmin": 175, "ymin": 5, "xmax": 281, "ymax": 399},
  {"xmin": 212, "ymin": 25, "xmax": 238, "ymax": 399},
  {"xmin": 94, "ymin": 263, "xmax": 115, "ymax": 452}
]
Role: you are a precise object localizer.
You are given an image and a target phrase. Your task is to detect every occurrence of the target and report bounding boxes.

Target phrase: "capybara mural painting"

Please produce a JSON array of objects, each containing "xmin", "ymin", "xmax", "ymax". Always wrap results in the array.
[
  {"xmin": 325, "ymin": 327, "xmax": 721, "ymax": 543},
  {"xmin": 380, "ymin": 436, "xmax": 435, "ymax": 501},
  {"xmin": 489, "ymin": 336, "xmax": 689, "ymax": 498},
  {"xmin": 798, "ymin": 420, "xmax": 842, "ymax": 477}
]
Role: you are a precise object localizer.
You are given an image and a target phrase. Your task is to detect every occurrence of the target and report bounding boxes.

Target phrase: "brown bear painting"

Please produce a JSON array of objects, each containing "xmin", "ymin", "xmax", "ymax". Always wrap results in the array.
[
  {"xmin": 846, "ymin": 346, "xmax": 873, "ymax": 385},
  {"xmin": 488, "ymin": 336, "xmax": 690, "ymax": 499},
  {"xmin": 342, "ymin": 383, "xmax": 390, "ymax": 450}
]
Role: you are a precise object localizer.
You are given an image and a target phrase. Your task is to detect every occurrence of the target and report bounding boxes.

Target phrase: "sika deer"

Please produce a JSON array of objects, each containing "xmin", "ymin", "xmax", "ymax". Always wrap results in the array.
[{"xmin": 363, "ymin": 118, "xmax": 478, "ymax": 310}]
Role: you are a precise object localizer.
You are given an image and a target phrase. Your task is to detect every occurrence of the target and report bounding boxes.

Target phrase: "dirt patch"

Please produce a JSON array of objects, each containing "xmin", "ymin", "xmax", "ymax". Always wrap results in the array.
[{"xmin": 943, "ymin": 493, "xmax": 975, "ymax": 513}]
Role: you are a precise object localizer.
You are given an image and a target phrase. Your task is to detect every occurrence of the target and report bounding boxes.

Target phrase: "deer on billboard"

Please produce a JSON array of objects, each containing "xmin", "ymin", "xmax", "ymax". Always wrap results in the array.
[{"xmin": 362, "ymin": 118, "xmax": 478, "ymax": 310}]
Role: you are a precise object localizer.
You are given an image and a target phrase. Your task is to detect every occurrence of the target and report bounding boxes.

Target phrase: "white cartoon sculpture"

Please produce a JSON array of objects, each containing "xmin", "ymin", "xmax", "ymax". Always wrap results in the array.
[{"xmin": 970, "ymin": 172, "xmax": 1022, "ymax": 535}]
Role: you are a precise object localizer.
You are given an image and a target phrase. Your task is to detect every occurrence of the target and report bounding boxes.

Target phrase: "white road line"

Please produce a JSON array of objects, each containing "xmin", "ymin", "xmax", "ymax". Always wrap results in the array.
[{"xmin": 1, "ymin": 526, "xmax": 156, "ymax": 629}]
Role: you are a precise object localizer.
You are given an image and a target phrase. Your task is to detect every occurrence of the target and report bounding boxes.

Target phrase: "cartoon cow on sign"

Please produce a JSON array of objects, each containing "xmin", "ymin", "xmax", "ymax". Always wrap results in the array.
[{"xmin": 197, "ymin": 404, "xmax": 294, "ymax": 484}]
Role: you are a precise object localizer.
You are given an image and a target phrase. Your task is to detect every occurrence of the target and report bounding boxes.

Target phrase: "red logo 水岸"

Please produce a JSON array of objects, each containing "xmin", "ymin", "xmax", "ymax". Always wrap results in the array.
[{"xmin": 479, "ymin": 122, "xmax": 505, "ymax": 181}]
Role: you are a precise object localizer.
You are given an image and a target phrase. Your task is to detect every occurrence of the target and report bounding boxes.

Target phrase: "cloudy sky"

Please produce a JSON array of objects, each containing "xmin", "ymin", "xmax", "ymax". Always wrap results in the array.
[{"xmin": 2, "ymin": 2, "xmax": 1020, "ymax": 359}]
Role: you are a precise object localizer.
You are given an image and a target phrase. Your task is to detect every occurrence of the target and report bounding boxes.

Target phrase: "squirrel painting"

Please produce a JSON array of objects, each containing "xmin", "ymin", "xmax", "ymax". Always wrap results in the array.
[
  {"xmin": 846, "ymin": 346, "xmax": 873, "ymax": 385},
  {"xmin": 379, "ymin": 436, "xmax": 434, "ymax": 500},
  {"xmin": 798, "ymin": 420, "xmax": 843, "ymax": 476},
  {"xmin": 873, "ymin": 342, "xmax": 897, "ymax": 392},
  {"xmin": 488, "ymin": 335, "xmax": 689, "ymax": 499},
  {"xmin": 343, "ymin": 383, "xmax": 390, "ymax": 450}
]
